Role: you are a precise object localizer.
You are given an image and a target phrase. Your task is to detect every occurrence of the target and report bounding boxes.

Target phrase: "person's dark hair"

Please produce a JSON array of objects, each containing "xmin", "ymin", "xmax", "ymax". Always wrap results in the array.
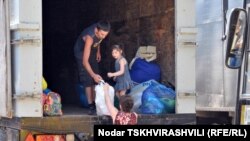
[
  {"xmin": 97, "ymin": 20, "xmax": 111, "ymax": 32},
  {"xmin": 112, "ymin": 44, "xmax": 125, "ymax": 56},
  {"xmin": 112, "ymin": 44, "xmax": 123, "ymax": 51},
  {"xmin": 119, "ymin": 95, "xmax": 134, "ymax": 112}
]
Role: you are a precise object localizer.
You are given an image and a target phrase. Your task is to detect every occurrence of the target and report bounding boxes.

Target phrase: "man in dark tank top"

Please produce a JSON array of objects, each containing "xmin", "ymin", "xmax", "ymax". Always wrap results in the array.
[{"xmin": 74, "ymin": 21, "xmax": 111, "ymax": 115}]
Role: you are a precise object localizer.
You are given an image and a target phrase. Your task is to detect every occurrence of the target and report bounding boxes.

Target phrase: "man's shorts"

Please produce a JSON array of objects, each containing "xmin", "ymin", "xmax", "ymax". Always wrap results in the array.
[{"xmin": 76, "ymin": 58, "xmax": 99, "ymax": 87}]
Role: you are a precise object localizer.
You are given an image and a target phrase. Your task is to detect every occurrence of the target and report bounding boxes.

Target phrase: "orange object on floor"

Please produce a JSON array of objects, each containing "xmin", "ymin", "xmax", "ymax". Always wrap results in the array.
[
  {"xmin": 36, "ymin": 135, "xmax": 65, "ymax": 141},
  {"xmin": 25, "ymin": 133, "xmax": 35, "ymax": 141}
]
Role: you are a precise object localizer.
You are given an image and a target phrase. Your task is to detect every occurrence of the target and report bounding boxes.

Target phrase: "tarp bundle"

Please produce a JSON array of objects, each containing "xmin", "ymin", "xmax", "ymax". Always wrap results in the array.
[
  {"xmin": 129, "ymin": 80, "xmax": 176, "ymax": 114},
  {"xmin": 140, "ymin": 80, "xmax": 176, "ymax": 114}
]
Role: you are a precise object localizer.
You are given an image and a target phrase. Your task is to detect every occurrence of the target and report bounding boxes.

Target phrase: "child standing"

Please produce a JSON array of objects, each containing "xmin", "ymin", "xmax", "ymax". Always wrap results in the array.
[{"xmin": 107, "ymin": 44, "xmax": 133, "ymax": 98}]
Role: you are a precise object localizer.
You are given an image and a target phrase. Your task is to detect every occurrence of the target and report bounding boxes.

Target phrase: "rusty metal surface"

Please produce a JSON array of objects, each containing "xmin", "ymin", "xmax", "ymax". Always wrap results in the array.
[
  {"xmin": 20, "ymin": 116, "xmax": 107, "ymax": 134},
  {"xmin": 0, "ymin": 113, "xmax": 196, "ymax": 137},
  {"xmin": 138, "ymin": 114, "xmax": 196, "ymax": 125}
]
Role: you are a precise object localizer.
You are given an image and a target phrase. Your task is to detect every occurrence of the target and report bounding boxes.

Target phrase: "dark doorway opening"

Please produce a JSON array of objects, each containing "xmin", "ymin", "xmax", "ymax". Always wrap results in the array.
[{"xmin": 42, "ymin": 0, "xmax": 100, "ymax": 107}]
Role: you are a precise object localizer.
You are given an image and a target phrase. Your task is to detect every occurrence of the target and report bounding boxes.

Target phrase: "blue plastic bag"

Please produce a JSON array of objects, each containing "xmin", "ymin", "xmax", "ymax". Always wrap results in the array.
[
  {"xmin": 130, "ymin": 58, "xmax": 161, "ymax": 83},
  {"xmin": 43, "ymin": 88, "xmax": 52, "ymax": 95},
  {"xmin": 76, "ymin": 84, "xmax": 88, "ymax": 108},
  {"xmin": 129, "ymin": 80, "xmax": 156, "ymax": 113},
  {"xmin": 140, "ymin": 81, "xmax": 176, "ymax": 114}
]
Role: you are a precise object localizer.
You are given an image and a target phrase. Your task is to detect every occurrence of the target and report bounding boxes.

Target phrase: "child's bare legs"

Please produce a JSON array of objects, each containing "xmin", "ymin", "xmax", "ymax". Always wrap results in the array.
[{"xmin": 116, "ymin": 90, "xmax": 127, "ymax": 110}]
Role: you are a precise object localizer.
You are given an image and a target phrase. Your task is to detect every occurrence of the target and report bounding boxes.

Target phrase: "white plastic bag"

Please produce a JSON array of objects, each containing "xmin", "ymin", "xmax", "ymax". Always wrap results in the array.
[{"xmin": 95, "ymin": 83, "xmax": 115, "ymax": 116}]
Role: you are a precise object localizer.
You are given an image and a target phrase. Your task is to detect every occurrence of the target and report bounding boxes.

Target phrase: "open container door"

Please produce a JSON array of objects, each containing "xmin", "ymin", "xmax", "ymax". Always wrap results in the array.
[
  {"xmin": 175, "ymin": 0, "xmax": 196, "ymax": 113},
  {"xmin": 0, "ymin": 0, "xmax": 12, "ymax": 118},
  {"xmin": 10, "ymin": 0, "xmax": 43, "ymax": 117},
  {"xmin": 225, "ymin": 4, "xmax": 250, "ymax": 124}
]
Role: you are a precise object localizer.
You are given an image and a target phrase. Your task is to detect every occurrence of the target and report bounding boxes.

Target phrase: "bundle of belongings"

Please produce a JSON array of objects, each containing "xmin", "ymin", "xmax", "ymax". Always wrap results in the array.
[
  {"xmin": 95, "ymin": 81, "xmax": 115, "ymax": 116},
  {"xmin": 42, "ymin": 77, "xmax": 63, "ymax": 116},
  {"xmin": 129, "ymin": 80, "xmax": 176, "ymax": 114},
  {"xmin": 129, "ymin": 46, "xmax": 161, "ymax": 83},
  {"xmin": 128, "ymin": 46, "xmax": 175, "ymax": 114}
]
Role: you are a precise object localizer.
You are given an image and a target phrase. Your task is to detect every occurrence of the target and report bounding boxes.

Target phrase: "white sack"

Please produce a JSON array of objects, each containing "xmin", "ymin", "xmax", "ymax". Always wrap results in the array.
[{"xmin": 95, "ymin": 83, "xmax": 115, "ymax": 116}]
